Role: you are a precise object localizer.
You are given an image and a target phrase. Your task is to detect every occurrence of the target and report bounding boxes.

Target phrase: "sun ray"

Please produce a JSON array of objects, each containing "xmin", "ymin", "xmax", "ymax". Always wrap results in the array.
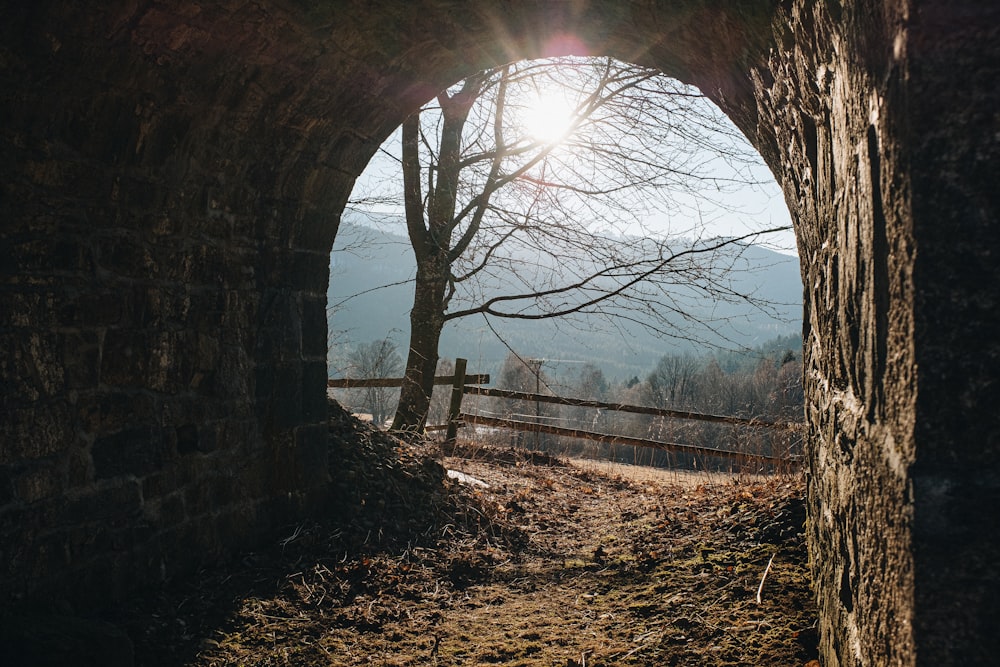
[{"xmin": 522, "ymin": 93, "xmax": 576, "ymax": 145}]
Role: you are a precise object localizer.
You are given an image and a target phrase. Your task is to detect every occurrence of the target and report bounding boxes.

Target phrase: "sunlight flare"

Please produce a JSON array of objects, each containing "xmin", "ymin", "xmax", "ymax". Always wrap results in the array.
[{"xmin": 521, "ymin": 93, "xmax": 576, "ymax": 144}]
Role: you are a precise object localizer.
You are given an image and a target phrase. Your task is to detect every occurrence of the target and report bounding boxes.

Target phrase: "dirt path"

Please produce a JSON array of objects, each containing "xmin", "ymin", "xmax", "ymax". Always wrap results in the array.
[{"xmin": 123, "ymin": 419, "xmax": 817, "ymax": 666}]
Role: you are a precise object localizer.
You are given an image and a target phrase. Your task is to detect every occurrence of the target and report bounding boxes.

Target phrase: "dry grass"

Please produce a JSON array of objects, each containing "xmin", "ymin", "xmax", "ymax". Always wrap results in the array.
[{"xmin": 120, "ymin": 418, "xmax": 817, "ymax": 666}]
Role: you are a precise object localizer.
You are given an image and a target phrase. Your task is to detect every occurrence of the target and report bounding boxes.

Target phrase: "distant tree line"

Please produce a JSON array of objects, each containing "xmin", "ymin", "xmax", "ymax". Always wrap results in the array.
[
  {"xmin": 469, "ymin": 334, "xmax": 803, "ymax": 471},
  {"xmin": 330, "ymin": 334, "xmax": 803, "ymax": 471},
  {"xmin": 331, "ymin": 338, "xmax": 403, "ymax": 426}
]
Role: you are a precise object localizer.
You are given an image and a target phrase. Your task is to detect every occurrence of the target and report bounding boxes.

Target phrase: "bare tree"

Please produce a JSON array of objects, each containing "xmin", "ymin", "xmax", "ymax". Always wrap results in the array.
[
  {"xmin": 356, "ymin": 57, "xmax": 790, "ymax": 431},
  {"xmin": 345, "ymin": 338, "xmax": 403, "ymax": 426},
  {"xmin": 645, "ymin": 353, "xmax": 700, "ymax": 409},
  {"xmin": 566, "ymin": 363, "xmax": 609, "ymax": 431},
  {"xmin": 493, "ymin": 352, "xmax": 558, "ymax": 449}
]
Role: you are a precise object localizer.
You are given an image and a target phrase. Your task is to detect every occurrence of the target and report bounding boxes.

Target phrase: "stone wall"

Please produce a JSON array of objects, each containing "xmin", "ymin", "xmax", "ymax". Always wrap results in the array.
[
  {"xmin": 746, "ymin": 1, "xmax": 919, "ymax": 662},
  {"xmin": 739, "ymin": 3, "xmax": 1000, "ymax": 663},
  {"xmin": 1, "ymin": 1, "xmax": 998, "ymax": 664},
  {"xmin": 0, "ymin": 1, "xmax": 345, "ymax": 608}
]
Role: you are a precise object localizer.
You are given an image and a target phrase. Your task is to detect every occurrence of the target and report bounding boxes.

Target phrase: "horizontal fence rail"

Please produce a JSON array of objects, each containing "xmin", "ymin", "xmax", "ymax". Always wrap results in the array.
[
  {"xmin": 462, "ymin": 387, "xmax": 803, "ymax": 431},
  {"xmin": 331, "ymin": 358, "xmax": 801, "ymax": 464},
  {"xmin": 328, "ymin": 373, "xmax": 489, "ymax": 389},
  {"xmin": 459, "ymin": 413, "xmax": 796, "ymax": 464}
]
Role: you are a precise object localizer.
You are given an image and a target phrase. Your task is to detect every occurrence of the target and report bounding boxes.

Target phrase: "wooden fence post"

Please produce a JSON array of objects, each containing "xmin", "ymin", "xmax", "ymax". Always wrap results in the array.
[{"xmin": 444, "ymin": 358, "xmax": 468, "ymax": 446}]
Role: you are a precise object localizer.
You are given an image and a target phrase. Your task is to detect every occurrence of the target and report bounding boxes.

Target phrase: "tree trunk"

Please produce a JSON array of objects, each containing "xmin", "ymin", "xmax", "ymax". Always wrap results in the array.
[
  {"xmin": 392, "ymin": 261, "xmax": 448, "ymax": 431},
  {"xmin": 392, "ymin": 87, "xmax": 481, "ymax": 433}
]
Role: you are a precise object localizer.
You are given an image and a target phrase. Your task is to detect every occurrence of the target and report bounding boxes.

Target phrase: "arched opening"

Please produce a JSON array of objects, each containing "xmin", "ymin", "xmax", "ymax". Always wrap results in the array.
[
  {"xmin": 312, "ymin": 54, "xmax": 811, "ymax": 661},
  {"xmin": 327, "ymin": 55, "xmax": 803, "ymax": 464},
  {"xmin": 298, "ymin": 7, "xmax": 926, "ymax": 661}
]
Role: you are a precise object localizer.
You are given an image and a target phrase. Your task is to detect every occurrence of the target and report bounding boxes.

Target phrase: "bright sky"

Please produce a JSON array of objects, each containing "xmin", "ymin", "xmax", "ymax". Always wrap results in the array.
[
  {"xmin": 647, "ymin": 165, "xmax": 797, "ymax": 256},
  {"xmin": 351, "ymin": 133, "xmax": 798, "ymax": 256},
  {"xmin": 348, "ymin": 61, "xmax": 798, "ymax": 257}
]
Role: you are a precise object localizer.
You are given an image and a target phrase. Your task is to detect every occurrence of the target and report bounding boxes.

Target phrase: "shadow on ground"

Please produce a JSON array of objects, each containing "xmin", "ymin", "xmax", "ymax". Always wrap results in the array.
[{"xmin": 116, "ymin": 406, "xmax": 818, "ymax": 666}]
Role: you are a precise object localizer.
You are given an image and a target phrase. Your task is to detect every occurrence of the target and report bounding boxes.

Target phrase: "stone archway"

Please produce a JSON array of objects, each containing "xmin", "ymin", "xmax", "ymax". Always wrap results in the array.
[{"xmin": 1, "ymin": 2, "xmax": 997, "ymax": 665}]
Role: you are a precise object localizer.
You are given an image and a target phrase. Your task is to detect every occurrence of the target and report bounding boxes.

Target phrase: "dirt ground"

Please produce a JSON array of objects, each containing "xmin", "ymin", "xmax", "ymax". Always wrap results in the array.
[{"xmin": 121, "ymin": 412, "xmax": 819, "ymax": 666}]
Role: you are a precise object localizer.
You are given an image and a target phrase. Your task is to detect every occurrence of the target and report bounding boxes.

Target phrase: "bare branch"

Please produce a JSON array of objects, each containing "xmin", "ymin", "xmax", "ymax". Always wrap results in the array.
[{"xmin": 444, "ymin": 227, "xmax": 791, "ymax": 321}]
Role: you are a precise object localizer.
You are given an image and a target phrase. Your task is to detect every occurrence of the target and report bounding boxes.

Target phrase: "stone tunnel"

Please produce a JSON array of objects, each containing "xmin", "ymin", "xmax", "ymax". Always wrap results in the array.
[{"xmin": 1, "ymin": 1, "xmax": 997, "ymax": 664}]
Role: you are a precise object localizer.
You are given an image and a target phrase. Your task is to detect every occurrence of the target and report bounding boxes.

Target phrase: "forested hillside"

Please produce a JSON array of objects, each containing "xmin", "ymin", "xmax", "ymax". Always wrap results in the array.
[{"xmin": 327, "ymin": 217, "xmax": 802, "ymax": 383}]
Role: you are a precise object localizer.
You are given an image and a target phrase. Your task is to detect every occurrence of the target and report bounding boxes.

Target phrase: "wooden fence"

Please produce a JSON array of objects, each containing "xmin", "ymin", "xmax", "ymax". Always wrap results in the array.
[
  {"xmin": 458, "ymin": 387, "xmax": 801, "ymax": 464},
  {"xmin": 328, "ymin": 358, "xmax": 488, "ymax": 435},
  {"xmin": 328, "ymin": 358, "xmax": 803, "ymax": 464}
]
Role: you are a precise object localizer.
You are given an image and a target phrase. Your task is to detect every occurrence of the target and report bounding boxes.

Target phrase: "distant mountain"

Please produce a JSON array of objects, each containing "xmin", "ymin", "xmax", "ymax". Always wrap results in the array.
[{"xmin": 327, "ymin": 214, "xmax": 802, "ymax": 382}]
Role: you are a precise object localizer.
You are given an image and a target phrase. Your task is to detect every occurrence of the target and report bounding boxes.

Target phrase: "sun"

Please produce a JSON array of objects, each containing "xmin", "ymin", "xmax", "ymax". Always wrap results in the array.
[{"xmin": 522, "ymin": 93, "xmax": 576, "ymax": 145}]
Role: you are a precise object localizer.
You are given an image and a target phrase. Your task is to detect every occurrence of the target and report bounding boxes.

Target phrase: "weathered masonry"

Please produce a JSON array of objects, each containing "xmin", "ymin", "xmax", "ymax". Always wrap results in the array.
[{"xmin": 1, "ymin": 1, "xmax": 997, "ymax": 664}]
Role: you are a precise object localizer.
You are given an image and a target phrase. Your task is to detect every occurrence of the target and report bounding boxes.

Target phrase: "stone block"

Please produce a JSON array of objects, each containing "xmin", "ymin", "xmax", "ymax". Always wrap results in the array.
[
  {"xmin": 215, "ymin": 345, "xmax": 249, "ymax": 398},
  {"xmin": 145, "ymin": 331, "xmax": 193, "ymax": 393},
  {"xmin": 64, "ymin": 479, "xmax": 143, "ymax": 525},
  {"xmin": 180, "ymin": 289, "xmax": 223, "ymax": 329},
  {"xmin": 217, "ymin": 417, "xmax": 257, "ymax": 454},
  {"xmin": 91, "ymin": 426, "xmax": 164, "ymax": 479},
  {"xmin": 0, "ymin": 236, "xmax": 13, "ymax": 275},
  {"xmin": 170, "ymin": 243, "xmax": 237, "ymax": 287},
  {"xmin": 220, "ymin": 289, "xmax": 257, "ymax": 344},
  {"xmin": 212, "ymin": 503, "xmax": 258, "ymax": 555},
  {"xmin": 253, "ymin": 362, "xmax": 275, "ymax": 400},
  {"xmin": 65, "ymin": 447, "xmax": 93, "ymax": 489},
  {"xmin": 294, "ymin": 424, "xmax": 330, "ymax": 489},
  {"xmin": 269, "ymin": 363, "xmax": 304, "ymax": 432},
  {"xmin": 99, "ymin": 330, "xmax": 150, "ymax": 387},
  {"xmin": 0, "ymin": 467, "xmax": 14, "ymax": 504},
  {"xmin": 76, "ymin": 390, "xmax": 156, "ymax": 437},
  {"xmin": 12, "ymin": 237, "xmax": 95, "ymax": 276},
  {"xmin": 175, "ymin": 424, "xmax": 199, "ymax": 455},
  {"xmin": 301, "ymin": 294, "xmax": 328, "ymax": 357},
  {"xmin": 57, "ymin": 552, "xmax": 122, "ymax": 610},
  {"xmin": 76, "ymin": 290, "xmax": 125, "ymax": 327},
  {"xmin": 149, "ymin": 492, "xmax": 187, "ymax": 528},
  {"xmin": 0, "ymin": 404, "xmax": 72, "ymax": 463},
  {"xmin": 1, "ymin": 291, "xmax": 60, "ymax": 328},
  {"xmin": 301, "ymin": 360, "xmax": 328, "ymax": 423},
  {"xmin": 96, "ymin": 236, "xmax": 159, "ymax": 282},
  {"xmin": 62, "ymin": 331, "xmax": 101, "ymax": 389},
  {"xmin": 292, "ymin": 198, "xmax": 347, "ymax": 251},
  {"xmin": 3, "ymin": 332, "xmax": 65, "ymax": 401},
  {"xmin": 183, "ymin": 476, "xmax": 214, "ymax": 516},
  {"xmin": 21, "ymin": 532, "xmax": 73, "ymax": 582},
  {"xmin": 138, "ymin": 111, "xmax": 194, "ymax": 168},
  {"xmin": 125, "ymin": 285, "xmax": 189, "ymax": 329},
  {"xmin": 197, "ymin": 422, "xmax": 220, "ymax": 453},
  {"xmin": 61, "ymin": 521, "xmax": 103, "ymax": 567},
  {"xmin": 268, "ymin": 393, "xmax": 302, "ymax": 433},
  {"xmin": 256, "ymin": 295, "xmax": 304, "ymax": 360},
  {"xmin": 141, "ymin": 465, "xmax": 179, "ymax": 502},
  {"xmin": 14, "ymin": 465, "xmax": 62, "ymax": 504},
  {"xmin": 286, "ymin": 249, "xmax": 329, "ymax": 292},
  {"xmin": 193, "ymin": 332, "xmax": 221, "ymax": 372}
]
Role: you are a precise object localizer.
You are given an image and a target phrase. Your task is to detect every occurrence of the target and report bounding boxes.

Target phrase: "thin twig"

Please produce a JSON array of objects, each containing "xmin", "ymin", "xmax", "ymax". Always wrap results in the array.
[{"xmin": 756, "ymin": 552, "xmax": 777, "ymax": 604}]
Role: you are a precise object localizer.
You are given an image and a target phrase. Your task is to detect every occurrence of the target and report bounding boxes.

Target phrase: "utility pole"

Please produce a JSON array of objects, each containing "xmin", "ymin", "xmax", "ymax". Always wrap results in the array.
[{"xmin": 527, "ymin": 358, "xmax": 544, "ymax": 449}]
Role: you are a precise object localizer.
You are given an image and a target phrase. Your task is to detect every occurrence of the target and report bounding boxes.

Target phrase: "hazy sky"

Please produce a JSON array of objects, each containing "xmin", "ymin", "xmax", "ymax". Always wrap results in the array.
[
  {"xmin": 645, "ymin": 162, "xmax": 797, "ymax": 256},
  {"xmin": 352, "ymin": 133, "xmax": 798, "ymax": 256},
  {"xmin": 349, "ymin": 63, "xmax": 798, "ymax": 257}
]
